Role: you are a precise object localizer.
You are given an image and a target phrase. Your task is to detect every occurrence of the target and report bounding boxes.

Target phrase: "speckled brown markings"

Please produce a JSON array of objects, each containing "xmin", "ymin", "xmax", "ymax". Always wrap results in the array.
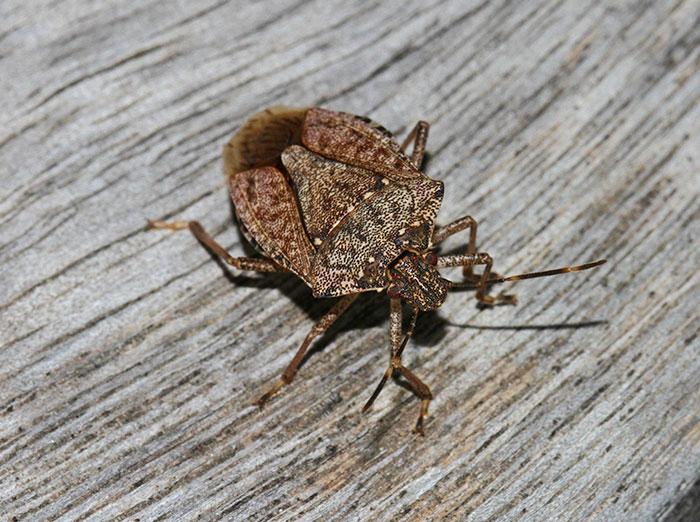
[
  {"xmin": 229, "ymin": 166, "xmax": 316, "ymax": 285},
  {"xmin": 281, "ymin": 145, "xmax": 383, "ymax": 244},
  {"xmin": 149, "ymin": 106, "xmax": 605, "ymax": 434}
]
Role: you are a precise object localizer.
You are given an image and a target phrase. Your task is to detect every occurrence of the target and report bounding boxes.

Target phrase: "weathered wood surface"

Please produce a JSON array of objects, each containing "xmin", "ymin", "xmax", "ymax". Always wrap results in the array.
[{"xmin": 1, "ymin": 0, "xmax": 698, "ymax": 520}]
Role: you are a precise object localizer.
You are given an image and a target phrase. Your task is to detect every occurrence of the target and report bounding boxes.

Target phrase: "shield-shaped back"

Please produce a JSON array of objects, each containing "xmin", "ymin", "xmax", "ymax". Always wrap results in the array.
[
  {"xmin": 281, "ymin": 145, "xmax": 386, "ymax": 244},
  {"xmin": 310, "ymin": 178, "xmax": 443, "ymax": 296}
]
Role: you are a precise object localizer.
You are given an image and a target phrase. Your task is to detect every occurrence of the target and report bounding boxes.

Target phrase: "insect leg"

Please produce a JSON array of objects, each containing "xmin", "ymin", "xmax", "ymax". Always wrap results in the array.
[
  {"xmin": 431, "ymin": 215, "xmax": 478, "ymax": 279},
  {"xmin": 433, "ymin": 216, "xmax": 516, "ymax": 301},
  {"xmin": 147, "ymin": 219, "xmax": 278, "ymax": 272},
  {"xmin": 394, "ymin": 366, "xmax": 433, "ymax": 436},
  {"xmin": 399, "ymin": 121, "xmax": 430, "ymax": 169},
  {"xmin": 363, "ymin": 299, "xmax": 432, "ymax": 434},
  {"xmin": 438, "ymin": 253, "xmax": 517, "ymax": 306},
  {"xmin": 256, "ymin": 293, "xmax": 358, "ymax": 408}
]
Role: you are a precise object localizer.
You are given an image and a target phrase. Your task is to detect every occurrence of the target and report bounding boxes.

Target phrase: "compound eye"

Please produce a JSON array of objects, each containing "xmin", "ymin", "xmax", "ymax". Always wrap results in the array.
[
  {"xmin": 387, "ymin": 283, "xmax": 402, "ymax": 299},
  {"xmin": 425, "ymin": 252, "xmax": 438, "ymax": 266}
]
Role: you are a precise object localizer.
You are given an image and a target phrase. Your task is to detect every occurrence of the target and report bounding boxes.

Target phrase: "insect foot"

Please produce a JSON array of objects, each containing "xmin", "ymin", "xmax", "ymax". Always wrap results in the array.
[
  {"xmin": 255, "ymin": 378, "xmax": 287, "ymax": 409},
  {"xmin": 149, "ymin": 106, "xmax": 606, "ymax": 434}
]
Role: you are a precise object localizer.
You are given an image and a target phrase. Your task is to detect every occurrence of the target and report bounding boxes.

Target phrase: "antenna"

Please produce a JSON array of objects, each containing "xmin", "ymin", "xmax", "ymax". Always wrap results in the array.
[{"xmin": 489, "ymin": 259, "xmax": 607, "ymax": 284}]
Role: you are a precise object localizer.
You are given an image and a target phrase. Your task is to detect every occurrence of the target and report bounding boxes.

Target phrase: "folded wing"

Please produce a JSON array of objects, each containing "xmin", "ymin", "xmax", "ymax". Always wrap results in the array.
[
  {"xmin": 229, "ymin": 166, "xmax": 315, "ymax": 285},
  {"xmin": 301, "ymin": 108, "xmax": 421, "ymax": 182}
]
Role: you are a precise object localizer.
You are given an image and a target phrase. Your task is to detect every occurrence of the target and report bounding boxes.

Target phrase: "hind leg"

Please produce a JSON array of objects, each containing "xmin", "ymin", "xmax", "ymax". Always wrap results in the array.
[
  {"xmin": 148, "ymin": 219, "xmax": 279, "ymax": 272},
  {"xmin": 400, "ymin": 121, "xmax": 430, "ymax": 169}
]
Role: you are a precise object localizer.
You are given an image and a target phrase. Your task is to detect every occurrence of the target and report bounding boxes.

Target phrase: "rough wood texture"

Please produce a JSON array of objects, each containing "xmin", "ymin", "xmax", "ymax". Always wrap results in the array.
[{"xmin": 1, "ymin": 1, "xmax": 698, "ymax": 520}]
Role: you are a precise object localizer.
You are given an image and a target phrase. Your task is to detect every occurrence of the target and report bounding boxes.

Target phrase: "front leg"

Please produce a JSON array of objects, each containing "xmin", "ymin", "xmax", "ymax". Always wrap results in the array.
[{"xmin": 362, "ymin": 299, "xmax": 432, "ymax": 435}]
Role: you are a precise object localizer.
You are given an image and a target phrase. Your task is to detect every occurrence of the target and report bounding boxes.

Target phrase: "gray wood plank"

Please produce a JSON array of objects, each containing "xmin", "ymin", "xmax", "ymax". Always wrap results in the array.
[{"xmin": 1, "ymin": 0, "xmax": 698, "ymax": 520}]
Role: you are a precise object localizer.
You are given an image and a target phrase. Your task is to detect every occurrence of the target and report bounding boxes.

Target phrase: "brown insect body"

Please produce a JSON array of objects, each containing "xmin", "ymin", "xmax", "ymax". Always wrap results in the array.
[
  {"xmin": 150, "ymin": 105, "xmax": 606, "ymax": 434},
  {"xmin": 227, "ymin": 107, "xmax": 444, "ymax": 301}
]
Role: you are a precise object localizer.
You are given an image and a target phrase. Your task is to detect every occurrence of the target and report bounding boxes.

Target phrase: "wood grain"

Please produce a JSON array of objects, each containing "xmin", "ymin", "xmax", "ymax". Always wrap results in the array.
[{"xmin": 1, "ymin": 0, "xmax": 698, "ymax": 520}]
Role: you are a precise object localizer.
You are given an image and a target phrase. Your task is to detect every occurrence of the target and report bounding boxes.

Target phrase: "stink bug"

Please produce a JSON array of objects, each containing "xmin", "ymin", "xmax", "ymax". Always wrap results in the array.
[{"xmin": 149, "ymin": 106, "xmax": 605, "ymax": 434}]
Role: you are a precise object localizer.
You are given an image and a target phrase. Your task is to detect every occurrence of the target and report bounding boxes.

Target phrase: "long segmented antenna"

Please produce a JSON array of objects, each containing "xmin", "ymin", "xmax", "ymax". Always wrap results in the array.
[{"xmin": 489, "ymin": 259, "xmax": 607, "ymax": 284}]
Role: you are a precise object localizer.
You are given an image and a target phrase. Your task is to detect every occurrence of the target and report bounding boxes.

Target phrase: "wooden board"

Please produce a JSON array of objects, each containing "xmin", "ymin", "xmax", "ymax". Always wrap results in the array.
[{"xmin": 1, "ymin": 0, "xmax": 698, "ymax": 520}]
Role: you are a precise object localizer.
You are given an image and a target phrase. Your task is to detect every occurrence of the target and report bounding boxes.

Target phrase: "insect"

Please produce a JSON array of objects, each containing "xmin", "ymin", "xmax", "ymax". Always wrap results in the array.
[{"xmin": 149, "ymin": 106, "xmax": 606, "ymax": 434}]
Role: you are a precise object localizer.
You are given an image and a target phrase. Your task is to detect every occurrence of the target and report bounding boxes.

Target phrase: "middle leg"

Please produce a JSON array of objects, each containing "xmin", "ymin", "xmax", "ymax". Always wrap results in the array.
[
  {"xmin": 256, "ymin": 293, "xmax": 358, "ymax": 407},
  {"xmin": 431, "ymin": 215, "xmax": 478, "ymax": 279},
  {"xmin": 433, "ymin": 215, "xmax": 516, "ymax": 305},
  {"xmin": 438, "ymin": 253, "xmax": 517, "ymax": 306}
]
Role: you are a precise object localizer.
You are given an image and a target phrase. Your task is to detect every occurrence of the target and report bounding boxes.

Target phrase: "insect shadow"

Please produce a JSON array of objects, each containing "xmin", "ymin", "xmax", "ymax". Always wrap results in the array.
[{"xmin": 447, "ymin": 319, "xmax": 608, "ymax": 331}]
